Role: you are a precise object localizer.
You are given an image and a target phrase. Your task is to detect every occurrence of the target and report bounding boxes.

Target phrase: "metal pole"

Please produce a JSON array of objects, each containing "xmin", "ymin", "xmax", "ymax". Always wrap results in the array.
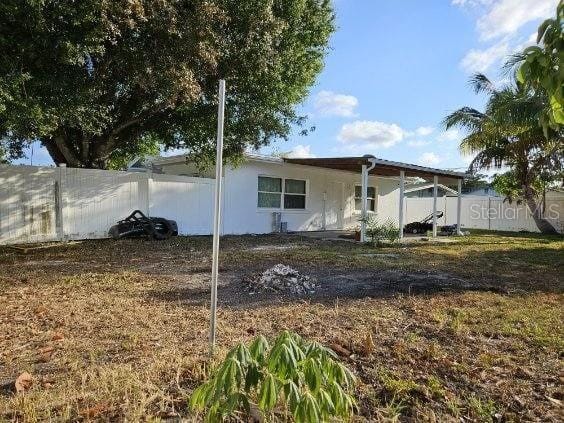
[
  {"xmin": 456, "ymin": 179, "xmax": 462, "ymax": 235},
  {"xmin": 432, "ymin": 175, "xmax": 438, "ymax": 237},
  {"xmin": 398, "ymin": 170, "xmax": 405, "ymax": 240},
  {"xmin": 209, "ymin": 79, "xmax": 226, "ymax": 354},
  {"xmin": 360, "ymin": 164, "xmax": 367, "ymax": 242}
]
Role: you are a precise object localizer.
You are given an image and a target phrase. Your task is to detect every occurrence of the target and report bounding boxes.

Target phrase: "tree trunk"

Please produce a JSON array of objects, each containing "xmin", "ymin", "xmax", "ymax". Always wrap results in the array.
[
  {"xmin": 523, "ymin": 186, "xmax": 558, "ymax": 234},
  {"xmin": 42, "ymin": 135, "xmax": 109, "ymax": 169}
]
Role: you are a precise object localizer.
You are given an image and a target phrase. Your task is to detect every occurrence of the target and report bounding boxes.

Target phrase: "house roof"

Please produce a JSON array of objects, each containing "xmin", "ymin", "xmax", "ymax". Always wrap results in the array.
[
  {"xmin": 147, "ymin": 153, "xmax": 466, "ymax": 182},
  {"xmin": 284, "ymin": 156, "xmax": 466, "ymax": 181}
]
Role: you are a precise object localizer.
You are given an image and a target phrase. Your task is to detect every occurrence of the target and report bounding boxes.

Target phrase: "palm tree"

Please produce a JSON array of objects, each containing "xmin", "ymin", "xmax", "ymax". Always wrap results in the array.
[{"xmin": 444, "ymin": 74, "xmax": 563, "ymax": 234}]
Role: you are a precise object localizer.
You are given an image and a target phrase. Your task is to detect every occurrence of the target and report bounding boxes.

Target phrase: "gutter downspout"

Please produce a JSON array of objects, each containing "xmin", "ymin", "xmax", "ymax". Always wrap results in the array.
[{"xmin": 360, "ymin": 158, "xmax": 377, "ymax": 242}]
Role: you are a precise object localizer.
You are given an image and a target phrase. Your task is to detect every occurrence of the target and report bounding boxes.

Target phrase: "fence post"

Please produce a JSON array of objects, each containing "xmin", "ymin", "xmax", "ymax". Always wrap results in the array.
[
  {"xmin": 146, "ymin": 169, "xmax": 152, "ymax": 216},
  {"xmin": 54, "ymin": 164, "xmax": 67, "ymax": 241},
  {"xmin": 487, "ymin": 196, "xmax": 491, "ymax": 230}
]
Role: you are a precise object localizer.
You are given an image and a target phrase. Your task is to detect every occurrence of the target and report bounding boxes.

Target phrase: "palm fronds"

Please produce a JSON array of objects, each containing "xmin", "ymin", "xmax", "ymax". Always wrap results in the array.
[
  {"xmin": 445, "ymin": 73, "xmax": 560, "ymax": 177},
  {"xmin": 468, "ymin": 73, "xmax": 496, "ymax": 95},
  {"xmin": 443, "ymin": 107, "xmax": 486, "ymax": 132}
]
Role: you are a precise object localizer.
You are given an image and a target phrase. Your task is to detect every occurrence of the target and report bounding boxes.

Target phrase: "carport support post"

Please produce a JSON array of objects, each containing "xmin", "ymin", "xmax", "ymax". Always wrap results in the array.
[
  {"xmin": 360, "ymin": 164, "xmax": 368, "ymax": 242},
  {"xmin": 456, "ymin": 178, "xmax": 463, "ymax": 235},
  {"xmin": 209, "ymin": 79, "xmax": 226, "ymax": 355},
  {"xmin": 398, "ymin": 170, "xmax": 405, "ymax": 240},
  {"xmin": 432, "ymin": 175, "xmax": 438, "ymax": 237}
]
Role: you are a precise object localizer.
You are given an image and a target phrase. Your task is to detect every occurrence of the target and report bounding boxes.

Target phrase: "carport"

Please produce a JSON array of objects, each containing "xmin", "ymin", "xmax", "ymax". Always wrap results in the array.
[{"xmin": 284, "ymin": 155, "xmax": 467, "ymax": 242}]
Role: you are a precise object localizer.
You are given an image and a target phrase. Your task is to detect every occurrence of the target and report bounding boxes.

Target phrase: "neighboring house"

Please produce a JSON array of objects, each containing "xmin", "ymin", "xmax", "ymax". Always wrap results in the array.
[{"xmin": 134, "ymin": 153, "xmax": 465, "ymax": 237}]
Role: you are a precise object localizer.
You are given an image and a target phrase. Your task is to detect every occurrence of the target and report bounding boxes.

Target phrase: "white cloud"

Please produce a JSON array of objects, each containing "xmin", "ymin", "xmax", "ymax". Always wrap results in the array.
[
  {"xmin": 452, "ymin": 0, "xmax": 492, "ymax": 6},
  {"xmin": 456, "ymin": 0, "xmax": 556, "ymax": 74},
  {"xmin": 460, "ymin": 40, "xmax": 509, "ymax": 73},
  {"xmin": 414, "ymin": 126, "xmax": 435, "ymax": 137},
  {"xmin": 418, "ymin": 152, "xmax": 442, "ymax": 166},
  {"xmin": 408, "ymin": 140, "xmax": 431, "ymax": 147},
  {"xmin": 338, "ymin": 120, "xmax": 405, "ymax": 149},
  {"xmin": 314, "ymin": 90, "xmax": 358, "ymax": 117},
  {"xmin": 477, "ymin": 0, "xmax": 558, "ymax": 41},
  {"xmin": 438, "ymin": 129, "xmax": 461, "ymax": 142},
  {"xmin": 286, "ymin": 144, "xmax": 316, "ymax": 158}
]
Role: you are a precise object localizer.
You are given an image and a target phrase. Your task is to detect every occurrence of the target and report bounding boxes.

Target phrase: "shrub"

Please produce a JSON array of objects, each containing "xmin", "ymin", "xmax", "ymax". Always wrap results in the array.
[
  {"xmin": 359, "ymin": 215, "xmax": 400, "ymax": 246},
  {"xmin": 189, "ymin": 331, "xmax": 357, "ymax": 422}
]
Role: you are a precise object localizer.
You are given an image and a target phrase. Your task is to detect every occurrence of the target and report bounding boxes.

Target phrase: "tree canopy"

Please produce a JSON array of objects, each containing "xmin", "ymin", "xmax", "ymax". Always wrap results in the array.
[
  {"xmin": 510, "ymin": 1, "xmax": 563, "ymax": 132},
  {"xmin": 0, "ymin": 0, "xmax": 335, "ymax": 168},
  {"xmin": 461, "ymin": 173, "xmax": 490, "ymax": 194},
  {"xmin": 491, "ymin": 170, "xmax": 561, "ymax": 205}
]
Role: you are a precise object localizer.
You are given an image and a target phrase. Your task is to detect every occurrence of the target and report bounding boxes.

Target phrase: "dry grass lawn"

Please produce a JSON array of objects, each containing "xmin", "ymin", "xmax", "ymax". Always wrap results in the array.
[{"xmin": 0, "ymin": 231, "xmax": 562, "ymax": 421}]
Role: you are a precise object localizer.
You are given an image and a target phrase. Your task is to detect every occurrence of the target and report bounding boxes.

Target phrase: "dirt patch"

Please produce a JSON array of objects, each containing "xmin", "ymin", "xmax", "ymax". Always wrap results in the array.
[{"xmin": 149, "ymin": 267, "xmax": 505, "ymax": 309}]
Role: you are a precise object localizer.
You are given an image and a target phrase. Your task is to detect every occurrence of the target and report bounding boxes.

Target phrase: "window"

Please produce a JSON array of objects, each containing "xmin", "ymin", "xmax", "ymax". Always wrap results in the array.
[
  {"xmin": 257, "ymin": 176, "xmax": 307, "ymax": 209},
  {"xmin": 284, "ymin": 179, "xmax": 306, "ymax": 209},
  {"xmin": 354, "ymin": 185, "xmax": 376, "ymax": 212},
  {"xmin": 258, "ymin": 176, "xmax": 282, "ymax": 208}
]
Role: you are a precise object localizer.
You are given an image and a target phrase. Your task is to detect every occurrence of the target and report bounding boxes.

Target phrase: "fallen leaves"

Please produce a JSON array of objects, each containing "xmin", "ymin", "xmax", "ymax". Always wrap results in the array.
[
  {"xmin": 361, "ymin": 332, "xmax": 375, "ymax": 356},
  {"xmin": 79, "ymin": 402, "xmax": 110, "ymax": 419},
  {"xmin": 51, "ymin": 331, "xmax": 64, "ymax": 341},
  {"xmin": 328, "ymin": 342, "xmax": 351, "ymax": 358},
  {"xmin": 37, "ymin": 345, "xmax": 55, "ymax": 362},
  {"xmin": 15, "ymin": 372, "xmax": 33, "ymax": 393},
  {"xmin": 546, "ymin": 396, "xmax": 562, "ymax": 407}
]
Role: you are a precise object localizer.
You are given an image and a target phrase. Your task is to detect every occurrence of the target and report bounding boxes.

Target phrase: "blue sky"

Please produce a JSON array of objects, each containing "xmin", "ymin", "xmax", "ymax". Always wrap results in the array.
[
  {"xmin": 265, "ymin": 0, "xmax": 558, "ymax": 171},
  {"xmin": 15, "ymin": 0, "xmax": 559, "ymax": 170}
]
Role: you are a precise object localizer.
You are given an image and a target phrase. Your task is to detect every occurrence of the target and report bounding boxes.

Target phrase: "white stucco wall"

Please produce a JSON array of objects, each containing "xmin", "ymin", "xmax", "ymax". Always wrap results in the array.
[{"xmin": 159, "ymin": 158, "xmax": 402, "ymax": 234}]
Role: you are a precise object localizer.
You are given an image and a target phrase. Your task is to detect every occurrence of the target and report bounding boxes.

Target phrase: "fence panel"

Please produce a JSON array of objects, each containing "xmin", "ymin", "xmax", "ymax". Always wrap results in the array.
[
  {"xmin": 405, "ymin": 195, "xmax": 563, "ymax": 233},
  {"xmin": 403, "ymin": 197, "xmax": 447, "ymax": 226},
  {"xmin": 63, "ymin": 168, "xmax": 149, "ymax": 240},
  {"xmin": 149, "ymin": 174, "xmax": 214, "ymax": 235},
  {"xmin": 0, "ymin": 166, "xmax": 215, "ymax": 244},
  {"xmin": 0, "ymin": 166, "xmax": 58, "ymax": 244},
  {"xmin": 1, "ymin": 165, "xmax": 562, "ymax": 245}
]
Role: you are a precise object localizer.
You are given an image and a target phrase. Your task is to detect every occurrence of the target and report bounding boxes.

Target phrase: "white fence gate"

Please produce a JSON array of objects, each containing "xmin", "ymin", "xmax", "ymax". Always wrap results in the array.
[
  {"xmin": 404, "ymin": 195, "xmax": 563, "ymax": 233},
  {"xmin": 0, "ymin": 165, "xmax": 214, "ymax": 245}
]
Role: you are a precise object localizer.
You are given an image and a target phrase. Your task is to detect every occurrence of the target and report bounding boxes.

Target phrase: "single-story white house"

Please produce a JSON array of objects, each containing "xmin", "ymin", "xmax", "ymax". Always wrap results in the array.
[{"xmin": 138, "ymin": 153, "xmax": 467, "ymax": 240}]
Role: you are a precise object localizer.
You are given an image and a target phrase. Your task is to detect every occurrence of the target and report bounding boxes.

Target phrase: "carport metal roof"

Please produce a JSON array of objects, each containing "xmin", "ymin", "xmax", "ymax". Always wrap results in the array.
[{"xmin": 283, "ymin": 155, "xmax": 466, "ymax": 183}]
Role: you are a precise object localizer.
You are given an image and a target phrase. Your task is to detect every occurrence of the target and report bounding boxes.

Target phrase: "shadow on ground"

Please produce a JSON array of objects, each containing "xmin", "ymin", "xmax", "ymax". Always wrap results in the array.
[{"xmin": 146, "ymin": 267, "xmax": 511, "ymax": 309}]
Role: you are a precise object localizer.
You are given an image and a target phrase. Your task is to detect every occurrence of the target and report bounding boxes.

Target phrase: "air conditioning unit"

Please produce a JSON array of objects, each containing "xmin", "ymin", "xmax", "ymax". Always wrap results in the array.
[{"xmin": 272, "ymin": 212, "xmax": 282, "ymax": 232}]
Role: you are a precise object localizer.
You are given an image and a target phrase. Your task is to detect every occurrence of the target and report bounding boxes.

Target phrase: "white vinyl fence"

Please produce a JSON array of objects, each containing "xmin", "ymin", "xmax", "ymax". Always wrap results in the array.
[
  {"xmin": 404, "ymin": 195, "xmax": 563, "ymax": 234},
  {"xmin": 0, "ymin": 165, "xmax": 214, "ymax": 245},
  {"xmin": 2, "ymin": 165, "xmax": 563, "ymax": 245}
]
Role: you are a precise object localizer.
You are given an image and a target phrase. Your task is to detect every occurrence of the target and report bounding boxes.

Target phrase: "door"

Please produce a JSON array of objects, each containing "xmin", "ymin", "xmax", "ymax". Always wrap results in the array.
[{"xmin": 325, "ymin": 182, "xmax": 344, "ymax": 229}]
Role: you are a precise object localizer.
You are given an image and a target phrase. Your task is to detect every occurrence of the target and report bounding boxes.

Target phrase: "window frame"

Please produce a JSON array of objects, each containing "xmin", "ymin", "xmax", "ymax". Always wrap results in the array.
[
  {"xmin": 354, "ymin": 185, "xmax": 378, "ymax": 213},
  {"xmin": 257, "ymin": 175, "xmax": 308, "ymax": 211}
]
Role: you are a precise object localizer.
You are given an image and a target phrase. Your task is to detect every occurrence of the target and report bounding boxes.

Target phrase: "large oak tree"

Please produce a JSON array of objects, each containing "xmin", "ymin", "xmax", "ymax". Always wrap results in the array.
[{"xmin": 0, "ymin": 0, "xmax": 334, "ymax": 168}]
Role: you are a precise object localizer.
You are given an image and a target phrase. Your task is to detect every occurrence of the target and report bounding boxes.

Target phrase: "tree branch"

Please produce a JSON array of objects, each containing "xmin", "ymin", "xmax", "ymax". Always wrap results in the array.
[{"xmin": 57, "ymin": 136, "xmax": 81, "ymax": 166}]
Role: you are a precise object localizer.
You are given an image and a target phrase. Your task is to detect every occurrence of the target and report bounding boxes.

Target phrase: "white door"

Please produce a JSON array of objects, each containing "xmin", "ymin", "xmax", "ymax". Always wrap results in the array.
[{"xmin": 325, "ymin": 182, "xmax": 344, "ymax": 229}]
